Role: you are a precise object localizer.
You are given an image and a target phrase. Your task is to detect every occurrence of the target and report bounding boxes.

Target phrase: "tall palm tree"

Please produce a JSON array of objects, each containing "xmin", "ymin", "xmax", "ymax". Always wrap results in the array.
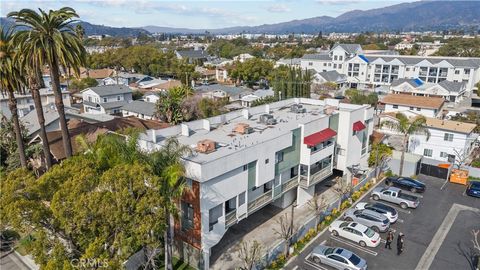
[
  {"xmin": 381, "ymin": 113, "xmax": 430, "ymax": 176},
  {"xmin": 146, "ymin": 139, "xmax": 192, "ymax": 270},
  {"xmin": 0, "ymin": 26, "xmax": 27, "ymax": 168},
  {"xmin": 9, "ymin": 7, "xmax": 87, "ymax": 159}
]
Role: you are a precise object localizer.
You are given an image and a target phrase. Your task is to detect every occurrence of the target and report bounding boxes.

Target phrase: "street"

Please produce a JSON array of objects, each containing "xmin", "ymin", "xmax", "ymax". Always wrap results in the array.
[{"xmin": 285, "ymin": 176, "xmax": 480, "ymax": 270}]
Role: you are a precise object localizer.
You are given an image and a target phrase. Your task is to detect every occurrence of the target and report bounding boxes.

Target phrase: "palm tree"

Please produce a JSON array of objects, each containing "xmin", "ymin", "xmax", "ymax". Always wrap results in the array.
[
  {"xmin": 0, "ymin": 26, "xmax": 27, "ymax": 168},
  {"xmin": 146, "ymin": 139, "xmax": 192, "ymax": 270},
  {"xmin": 381, "ymin": 113, "xmax": 430, "ymax": 176},
  {"xmin": 9, "ymin": 7, "xmax": 87, "ymax": 159}
]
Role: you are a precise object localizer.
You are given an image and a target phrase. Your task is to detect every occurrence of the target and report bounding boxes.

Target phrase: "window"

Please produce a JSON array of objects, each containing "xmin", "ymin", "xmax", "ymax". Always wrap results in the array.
[
  {"xmin": 440, "ymin": 152, "xmax": 448, "ymax": 158},
  {"xmin": 265, "ymin": 159, "xmax": 269, "ymax": 164},
  {"xmin": 424, "ymin": 148, "xmax": 433, "ymax": 157},
  {"xmin": 181, "ymin": 202, "xmax": 194, "ymax": 231},
  {"xmin": 416, "ymin": 107, "xmax": 421, "ymax": 111},
  {"xmin": 444, "ymin": 133, "xmax": 454, "ymax": 141},
  {"xmin": 338, "ymin": 64, "xmax": 342, "ymax": 69},
  {"xmin": 209, "ymin": 204, "xmax": 222, "ymax": 231},
  {"xmin": 117, "ymin": 95, "xmax": 121, "ymax": 101},
  {"xmin": 275, "ymin": 152, "xmax": 284, "ymax": 163},
  {"xmin": 409, "ymin": 107, "xmax": 414, "ymax": 110},
  {"xmin": 328, "ymin": 255, "xmax": 347, "ymax": 264},
  {"xmin": 392, "ymin": 105, "xmax": 399, "ymax": 109},
  {"xmin": 465, "ymin": 69, "xmax": 470, "ymax": 75},
  {"xmin": 333, "ymin": 64, "xmax": 337, "ymax": 69},
  {"xmin": 455, "ymin": 70, "xmax": 460, "ymax": 75},
  {"xmin": 238, "ymin": 192, "xmax": 245, "ymax": 206},
  {"xmin": 339, "ymin": 56, "xmax": 343, "ymax": 61},
  {"xmin": 308, "ymin": 62, "xmax": 313, "ymax": 66},
  {"xmin": 406, "ymin": 67, "xmax": 410, "ymax": 71},
  {"xmin": 103, "ymin": 97, "xmax": 107, "ymax": 102},
  {"xmin": 323, "ymin": 63, "xmax": 327, "ymax": 67},
  {"xmin": 334, "ymin": 55, "xmax": 338, "ymax": 61},
  {"xmin": 88, "ymin": 96, "xmax": 92, "ymax": 102},
  {"xmin": 243, "ymin": 164, "xmax": 248, "ymax": 171}
]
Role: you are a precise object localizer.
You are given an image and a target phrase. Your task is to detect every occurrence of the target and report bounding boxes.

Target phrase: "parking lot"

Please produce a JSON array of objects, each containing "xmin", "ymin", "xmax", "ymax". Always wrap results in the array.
[{"xmin": 285, "ymin": 175, "xmax": 480, "ymax": 270}]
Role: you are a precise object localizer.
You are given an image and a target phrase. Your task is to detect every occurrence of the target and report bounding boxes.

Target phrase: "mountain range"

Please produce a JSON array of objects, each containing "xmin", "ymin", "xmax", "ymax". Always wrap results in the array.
[{"xmin": 2, "ymin": 1, "xmax": 480, "ymax": 36}]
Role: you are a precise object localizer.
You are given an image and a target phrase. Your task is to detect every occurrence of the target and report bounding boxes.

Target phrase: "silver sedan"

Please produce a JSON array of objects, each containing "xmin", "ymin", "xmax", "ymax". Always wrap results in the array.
[{"xmin": 310, "ymin": 244, "xmax": 368, "ymax": 270}]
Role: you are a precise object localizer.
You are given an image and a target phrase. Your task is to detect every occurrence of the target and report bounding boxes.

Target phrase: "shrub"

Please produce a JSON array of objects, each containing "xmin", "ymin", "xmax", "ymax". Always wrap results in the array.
[
  {"xmin": 325, "ymin": 215, "xmax": 332, "ymax": 222},
  {"xmin": 270, "ymin": 261, "xmax": 277, "ymax": 269},
  {"xmin": 340, "ymin": 200, "xmax": 351, "ymax": 210},
  {"xmin": 384, "ymin": 170, "xmax": 394, "ymax": 177},
  {"xmin": 351, "ymin": 191, "xmax": 361, "ymax": 201},
  {"xmin": 331, "ymin": 208, "xmax": 339, "ymax": 216}
]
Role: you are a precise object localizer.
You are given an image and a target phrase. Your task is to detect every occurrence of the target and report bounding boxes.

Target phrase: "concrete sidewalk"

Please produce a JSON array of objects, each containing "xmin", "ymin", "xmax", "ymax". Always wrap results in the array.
[{"xmin": 210, "ymin": 186, "xmax": 339, "ymax": 270}]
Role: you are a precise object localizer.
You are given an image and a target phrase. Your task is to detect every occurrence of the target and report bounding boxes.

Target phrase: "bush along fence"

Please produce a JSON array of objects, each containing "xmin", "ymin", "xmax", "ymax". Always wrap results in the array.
[{"xmin": 261, "ymin": 170, "xmax": 377, "ymax": 270}]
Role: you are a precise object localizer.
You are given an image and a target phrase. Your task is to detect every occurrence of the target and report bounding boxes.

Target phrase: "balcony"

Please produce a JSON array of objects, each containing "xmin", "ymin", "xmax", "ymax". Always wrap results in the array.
[
  {"xmin": 439, "ymin": 73, "xmax": 448, "ymax": 77},
  {"xmin": 419, "ymin": 71, "xmax": 427, "ymax": 76},
  {"xmin": 310, "ymin": 140, "xmax": 334, "ymax": 155},
  {"xmin": 248, "ymin": 190, "xmax": 272, "ymax": 213},
  {"xmin": 299, "ymin": 166, "xmax": 333, "ymax": 188},
  {"xmin": 225, "ymin": 210, "xmax": 237, "ymax": 228},
  {"xmin": 391, "ymin": 69, "xmax": 399, "ymax": 74},
  {"xmin": 273, "ymin": 176, "xmax": 299, "ymax": 199},
  {"xmin": 374, "ymin": 69, "xmax": 381, "ymax": 73}
]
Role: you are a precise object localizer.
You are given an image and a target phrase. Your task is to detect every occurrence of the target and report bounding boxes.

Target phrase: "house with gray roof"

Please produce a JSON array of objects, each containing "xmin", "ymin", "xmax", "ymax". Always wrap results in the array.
[
  {"xmin": 121, "ymin": 100, "xmax": 158, "ymax": 120},
  {"xmin": 81, "ymin": 85, "xmax": 133, "ymax": 115},
  {"xmin": 194, "ymin": 84, "xmax": 253, "ymax": 102},
  {"xmin": 390, "ymin": 78, "xmax": 468, "ymax": 104},
  {"xmin": 175, "ymin": 49, "xmax": 211, "ymax": 63},
  {"xmin": 313, "ymin": 70, "xmax": 348, "ymax": 87}
]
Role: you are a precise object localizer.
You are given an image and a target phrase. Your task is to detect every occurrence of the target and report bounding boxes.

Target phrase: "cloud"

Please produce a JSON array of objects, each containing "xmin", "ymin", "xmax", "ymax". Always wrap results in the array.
[
  {"xmin": 267, "ymin": 4, "xmax": 291, "ymax": 13},
  {"xmin": 316, "ymin": 0, "xmax": 362, "ymax": 5}
]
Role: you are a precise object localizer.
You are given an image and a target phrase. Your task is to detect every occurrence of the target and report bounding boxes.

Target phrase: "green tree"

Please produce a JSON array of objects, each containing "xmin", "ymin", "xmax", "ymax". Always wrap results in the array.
[
  {"xmin": 345, "ymin": 89, "xmax": 378, "ymax": 106},
  {"xmin": 145, "ymin": 138, "xmax": 192, "ymax": 270},
  {"xmin": 69, "ymin": 77, "xmax": 98, "ymax": 92},
  {"xmin": 381, "ymin": 113, "xmax": 430, "ymax": 176},
  {"xmin": 10, "ymin": 7, "xmax": 87, "ymax": 159},
  {"xmin": 155, "ymin": 86, "xmax": 191, "ymax": 124},
  {"xmin": 0, "ymin": 26, "xmax": 27, "ymax": 168},
  {"xmin": 434, "ymin": 38, "xmax": 480, "ymax": 57},
  {"xmin": 228, "ymin": 58, "xmax": 274, "ymax": 85}
]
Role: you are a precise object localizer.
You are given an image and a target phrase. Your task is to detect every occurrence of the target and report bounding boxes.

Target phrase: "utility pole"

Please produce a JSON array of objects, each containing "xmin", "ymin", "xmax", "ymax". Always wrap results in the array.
[{"xmin": 288, "ymin": 200, "xmax": 297, "ymax": 255}]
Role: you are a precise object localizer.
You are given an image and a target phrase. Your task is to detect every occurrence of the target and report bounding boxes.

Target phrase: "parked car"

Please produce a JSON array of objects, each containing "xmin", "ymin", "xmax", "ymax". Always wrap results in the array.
[
  {"xmin": 310, "ymin": 244, "xmax": 368, "ymax": 270},
  {"xmin": 385, "ymin": 177, "xmax": 426, "ymax": 193},
  {"xmin": 371, "ymin": 187, "xmax": 420, "ymax": 209},
  {"xmin": 466, "ymin": 181, "xmax": 480, "ymax": 198},
  {"xmin": 329, "ymin": 221, "xmax": 381, "ymax": 247},
  {"xmin": 343, "ymin": 209, "xmax": 390, "ymax": 232},
  {"xmin": 354, "ymin": 202, "xmax": 398, "ymax": 223}
]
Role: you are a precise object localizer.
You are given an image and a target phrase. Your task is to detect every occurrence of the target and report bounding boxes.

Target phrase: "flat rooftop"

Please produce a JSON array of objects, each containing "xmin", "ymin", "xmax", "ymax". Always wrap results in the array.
[{"xmin": 140, "ymin": 98, "xmax": 369, "ymax": 164}]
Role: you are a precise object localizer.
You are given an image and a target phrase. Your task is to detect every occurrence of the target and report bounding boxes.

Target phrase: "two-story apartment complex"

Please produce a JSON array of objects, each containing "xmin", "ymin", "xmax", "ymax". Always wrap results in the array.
[
  {"xmin": 300, "ymin": 43, "xmax": 480, "ymax": 92},
  {"xmin": 409, "ymin": 118, "xmax": 478, "ymax": 162},
  {"xmin": 0, "ymin": 88, "xmax": 71, "ymax": 119},
  {"xmin": 390, "ymin": 78, "xmax": 468, "ymax": 104},
  {"xmin": 379, "ymin": 94, "xmax": 445, "ymax": 118},
  {"xmin": 137, "ymin": 98, "xmax": 374, "ymax": 269},
  {"xmin": 81, "ymin": 85, "xmax": 132, "ymax": 114}
]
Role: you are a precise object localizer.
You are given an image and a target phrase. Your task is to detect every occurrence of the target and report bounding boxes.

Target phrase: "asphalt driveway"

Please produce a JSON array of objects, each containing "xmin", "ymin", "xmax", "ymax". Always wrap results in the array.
[{"xmin": 285, "ymin": 175, "xmax": 480, "ymax": 270}]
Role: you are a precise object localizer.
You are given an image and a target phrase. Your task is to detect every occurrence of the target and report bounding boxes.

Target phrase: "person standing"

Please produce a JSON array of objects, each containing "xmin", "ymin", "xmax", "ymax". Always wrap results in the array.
[
  {"xmin": 385, "ymin": 230, "xmax": 394, "ymax": 249},
  {"xmin": 397, "ymin": 232, "xmax": 404, "ymax": 255}
]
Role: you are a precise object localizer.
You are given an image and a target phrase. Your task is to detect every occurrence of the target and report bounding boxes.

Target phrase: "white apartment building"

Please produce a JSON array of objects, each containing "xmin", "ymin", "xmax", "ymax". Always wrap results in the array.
[
  {"xmin": 300, "ymin": 43, "xmax": 480, "ymax": 92},
  {"xmin": 390, "ymin": 78, "xmax": 468, "ymax": 104},
  {"xmin": 81, "ymin": 85, "xmax": 133, "ymax": 115},
  {"xmin": 411, "ymin": 119, "xmax": 478, "ymax": 162},
  {"xmin": 380, "ymin": 94, "xmax": 445, "ymax": 118},
  {"xmin": 0, "ymin": 88, "xmax": 71, "ymax": 119},
  {"xmin": 138, "ymin": 98, "xmax": 374, "ymax": 269}
]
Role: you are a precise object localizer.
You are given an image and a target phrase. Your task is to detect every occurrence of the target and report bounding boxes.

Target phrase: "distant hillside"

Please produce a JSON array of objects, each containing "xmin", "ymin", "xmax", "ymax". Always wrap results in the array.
[
  {"xmin": 143, "ymin": 1, "xmax": 480, "ymax": 34},
  {"xmin": 1, "ymin": 17, "xmax": 149, "ymax": 37}
]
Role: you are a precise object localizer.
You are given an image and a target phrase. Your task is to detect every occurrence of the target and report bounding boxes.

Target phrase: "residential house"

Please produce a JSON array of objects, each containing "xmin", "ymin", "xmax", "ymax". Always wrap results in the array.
[
  {"xmin": 194, "ymin": 84, "xmax": 252, "ymax": 102},
  {"xmin": 102, "ymin": 72, "xmax": 155, "ymax": 86},
  {"xmin": 233, "ymin": 53, "xmax": 254, "ymax": 63},
  {"xmin": 409, "ymin": 118, "xmax": 478, "ymax": 162},
  {"xmin": 138, "ymin": 79, "xmax": 182, "ymax": 91},
  {"xmin": 300, "ymin": 43, "xmax": 480, "ymax": 91},
  {"xmin": 175, "ymin": 49, "xmax": 211, "ymax": 63},
  {"xmin": 79, "ymin": 68, "xmax": 114, "ymax": 80},
  {"xmin": 379, "ymin": 94, "xmax": 444, "ymax": 118},
  {"xmin": 241, "ymin": 89, "xmax": 275, "ymax": 107},
  {"xmin": 81, "ymin": 85, "xmax": 133, "ymax": 115},
  {"xmin": 0, "ymin": 88, "xmax": 71, "ymax": 119},
  {"xmin": 195, "ymin": 66, "xmax": 217, "ymax": 83},
  {"xmin": 137, "ymin": 98, "xmax": 374, "ymax": 269},
  {"xmin": 275, "ymin": 58, "xmax": 302, "ymax": 68},
  {"xmin": 312, "ymin": 70, "xmax": 348, "ymax": 89},
  {"xmin": 215, "ymin": 66, "xmax": 232, "ymax": 83},
  {"xmin": 121, "ymin": 100, "xmax": 158, "ymax": 120},
  {"xmin": 390, "ymin": 78, "xmax": 468, "ymax": 105},
  {"xmin": 143, "ymin": 92, "xmax": 160, "ymax": 103},
  {"xmin": 33, "ymin": 117, "xmax": 168, "ymax": 161}
]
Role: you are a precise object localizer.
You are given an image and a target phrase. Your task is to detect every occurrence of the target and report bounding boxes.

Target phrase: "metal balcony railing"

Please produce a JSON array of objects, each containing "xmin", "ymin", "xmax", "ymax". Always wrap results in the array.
[
  {"xmin": 299, "ymin": 166, "xmax": 333, "ymax": 188},
  {"xmin": 248, "ymin": 190, "xmax": 272, "ymax": 213},
  {"xmin": 282, "ymin": 177, "xmax": 299, "ymax": 192},
  {"xmin": 225, "ymin": 210, "xmax": 237, "ymax": 228}
]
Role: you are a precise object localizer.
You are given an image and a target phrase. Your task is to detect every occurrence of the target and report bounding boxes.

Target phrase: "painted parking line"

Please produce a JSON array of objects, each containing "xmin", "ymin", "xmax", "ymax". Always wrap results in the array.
[
  {"xmin": 293, "ymin": 266, "xmax": 299, "ymax": 270},
  {"xmin": 329, "ymin": 236, "xmax": 378, "ymax": 256},
  {"xmin": 396, "ymin": 218, "xmax": 405, "ymax": 223},
  {"xmin": 305, "ymin": 254, "xmax": 329, "ymax": 270}
]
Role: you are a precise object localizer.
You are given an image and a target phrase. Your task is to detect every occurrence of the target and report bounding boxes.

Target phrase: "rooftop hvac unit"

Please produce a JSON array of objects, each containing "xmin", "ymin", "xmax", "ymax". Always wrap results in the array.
[
  {"xmin": 233, "ymin": 123, "xmax": 254, "ymax": 134},
  {"xmin": 290, "ymin": 104, "xmax": 306, "ymax": 113},
  {"xmin": 196, "ymin": 139, "xmax": 216, "ymax": 154},
  {"xmin": 259, "ymin": 114, "xmax": 277, "ymax": 125}
]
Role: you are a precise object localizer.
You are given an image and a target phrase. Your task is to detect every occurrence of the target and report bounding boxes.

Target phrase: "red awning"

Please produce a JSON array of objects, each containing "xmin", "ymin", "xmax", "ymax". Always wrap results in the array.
[
  {"xmin": 304, "ymin": 128, "xmax": 337, "ymax": 147},
  {"xmin": 353, "ymin": 121, "xmax": 366, "ymax": 132}
]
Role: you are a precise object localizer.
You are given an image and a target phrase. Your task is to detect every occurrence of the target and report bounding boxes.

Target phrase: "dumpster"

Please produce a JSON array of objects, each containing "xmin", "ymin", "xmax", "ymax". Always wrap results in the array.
[{"xmin": 449, "ymin": 169, "xmax": 468, "ymax": 185}]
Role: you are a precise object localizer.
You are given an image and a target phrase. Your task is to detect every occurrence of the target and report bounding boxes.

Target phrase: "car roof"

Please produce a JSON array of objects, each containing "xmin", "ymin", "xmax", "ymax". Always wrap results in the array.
[
  {"xmin": 349, "ymin": 222, "xmax": 368, "ymax": 230},
  {"xmin": 360, "ymin": 209, "xmax": 386, "ymax": 219},
  {"xmin": 371, "ymin": 202, "xmax": 395, "ymax": 212},
  {"xmin": 335, "ymin": 248, "xmax": 353, "ymax": 257}
]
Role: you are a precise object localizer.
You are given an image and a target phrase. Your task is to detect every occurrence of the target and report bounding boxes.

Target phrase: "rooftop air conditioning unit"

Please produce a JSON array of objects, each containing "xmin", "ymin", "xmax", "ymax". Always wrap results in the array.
[
  {"xmin": 196, "ymin": 139, "xmax": 216, "ymax": 154},
  {"xmin": 291, "ymin": 104, "xmax": 306, "ymax": 113},
  {"xmin": 233, "ymin": 123, "xmax": 254, "ymax": 134},
  {"xmin": 260, "ymin": 114, "xmax": 277, "ymax": 125}
]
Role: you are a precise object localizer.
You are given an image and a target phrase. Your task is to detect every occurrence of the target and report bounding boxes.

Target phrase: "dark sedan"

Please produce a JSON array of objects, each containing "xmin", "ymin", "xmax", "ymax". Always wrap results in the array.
[
  {"xmin": 466, "ymin": 181, "xmax": 480, "ymax": 198},
  {"xmin": 385, "ymin": 177, "xmax": 426, "ymax": 193}
]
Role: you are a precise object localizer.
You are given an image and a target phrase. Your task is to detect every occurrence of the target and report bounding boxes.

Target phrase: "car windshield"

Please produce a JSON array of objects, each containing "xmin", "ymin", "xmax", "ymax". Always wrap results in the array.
[
  {"xmin": 349, "ymin": 253, "xmax": 361, "ymax": 265},
  {"xmin": 364, "ymin": 227, "xmax": 375, "ymax": 238},
  {"xmin": 339, "ymin": 222, "xmax": 349, "ymax": 228},
  {"xmin": 324, "ymin": 248, "xmax": 335, "ymax": 255},
  {"xmin": 471, "ymin": 182, "xmax": 480, "ymax": 189}
]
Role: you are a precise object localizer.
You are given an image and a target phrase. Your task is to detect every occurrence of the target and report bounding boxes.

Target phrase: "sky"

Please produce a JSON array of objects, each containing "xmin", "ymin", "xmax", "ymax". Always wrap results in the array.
[{"xmin": 1, "ymin": 0, "xmax": 405, "ymax": 29}]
